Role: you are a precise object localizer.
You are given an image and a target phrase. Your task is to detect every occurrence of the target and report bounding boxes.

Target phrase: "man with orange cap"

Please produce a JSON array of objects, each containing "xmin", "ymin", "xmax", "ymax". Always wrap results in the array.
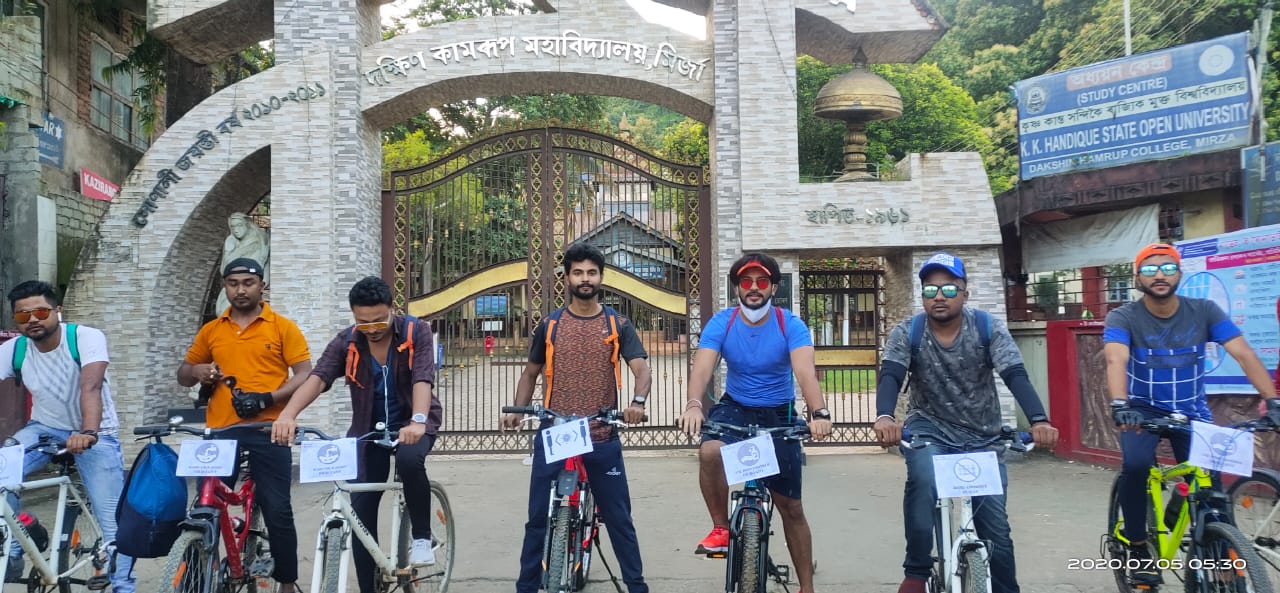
[{"xmin": 1104, "ymin": 243, "xmax": 1280, "ymax": 587}]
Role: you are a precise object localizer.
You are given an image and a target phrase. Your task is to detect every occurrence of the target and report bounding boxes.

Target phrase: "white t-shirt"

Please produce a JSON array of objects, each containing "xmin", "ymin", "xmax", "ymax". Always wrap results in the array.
[{"xmin": 0, "ymin": 324, "xmax": 120, "ymax": 433}]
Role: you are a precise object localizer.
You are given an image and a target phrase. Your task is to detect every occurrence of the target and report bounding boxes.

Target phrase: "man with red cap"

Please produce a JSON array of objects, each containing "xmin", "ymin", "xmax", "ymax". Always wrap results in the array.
[
  {"xmin": 679, "ymin": 253, "xmax": 832, "ymax": 593},
  {"xmin": 1104, "ymin": 242, "xmax": 1280, "ymax": 587}
]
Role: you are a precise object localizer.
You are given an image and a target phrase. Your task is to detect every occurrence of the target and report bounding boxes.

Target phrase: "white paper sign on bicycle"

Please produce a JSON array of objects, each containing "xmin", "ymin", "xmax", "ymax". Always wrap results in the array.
[
  {"xmin": 720, "ymin": 435, "xmax": 782, "ymax": 485},
  {"xmin": 1188, "ymin": 420, "xmax": 1254, "ymax": 477},
  {"xmin": 176, "ymin": 439, "xmax": 238, "ymax": 477},
  {"xmin": 299, "ymin": 437, "xmax": 359, "ymax": 483},
  {"xmin": 542, "ymin": 418, "xmax": 594, "ymax": 464},
  {"xmin": 931, "ymin": 451, "xmax": 1003, "ymax": 498},
  {"xmin": 0, "ymin": 443, "xmax": 22, "ymax": 488}
]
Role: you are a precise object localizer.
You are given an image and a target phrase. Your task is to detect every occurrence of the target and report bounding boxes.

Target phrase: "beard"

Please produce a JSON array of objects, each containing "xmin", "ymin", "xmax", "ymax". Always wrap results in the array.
[
  {"xmin": 229, "ymin": 295, "xmax": 261, "ymax": 312},
  {"xmin": 23, "ymin": 323, "xmax": 53, "ymax": 340},
  {"xmin": 738, "ymin": 293, "xmax": 769, "ymax": 310},
  {"xmin": 573, "ymin": 284, "xmax": 600, "ymax": 300},
  {"xmin": 1138, "ymin": 278, "xmax": 1180, "ymax": 299}
]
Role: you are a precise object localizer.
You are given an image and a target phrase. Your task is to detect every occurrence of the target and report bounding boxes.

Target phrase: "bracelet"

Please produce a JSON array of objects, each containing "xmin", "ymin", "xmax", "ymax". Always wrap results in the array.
[
  {"xmin": 685, "ymin": 400, "xmax": 703, "ymax": 409},
  {"xmin": 78, "ymin": 429, "xmax": 99, "ymax": 441},
  {"xmin": 874, "ymin": 414, "xmax": 896, "ymax": 422}
]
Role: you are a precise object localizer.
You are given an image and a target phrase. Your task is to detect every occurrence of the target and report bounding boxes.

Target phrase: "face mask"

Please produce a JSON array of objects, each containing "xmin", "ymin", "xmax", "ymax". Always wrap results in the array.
[{"xmin": 740, "ymin": 299, "xmax": 773, "ymax": 323}]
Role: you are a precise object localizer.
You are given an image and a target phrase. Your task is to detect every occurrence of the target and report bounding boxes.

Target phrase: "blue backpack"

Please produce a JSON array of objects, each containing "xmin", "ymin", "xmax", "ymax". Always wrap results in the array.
[{"xmin": 115, "ymin": 442, "xmax": 187, "ymax": 558}]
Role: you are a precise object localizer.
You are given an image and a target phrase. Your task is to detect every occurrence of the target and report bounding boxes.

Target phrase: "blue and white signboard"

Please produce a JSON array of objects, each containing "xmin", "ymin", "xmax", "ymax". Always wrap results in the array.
[
  {"xmin": 1176, "ymin": 225, "xmax": 1280, "ymax": 393},
  {"xmin": 36, "ymin": 113, "xmax": 64, "ymax": 168},
  {"xmin": 1242, "ymin": 142, "xmax": 1280, "ymax": 228},
  {"xmin": 1015, "ymin": 32, "xmax": 1253, "ymax": 180}
]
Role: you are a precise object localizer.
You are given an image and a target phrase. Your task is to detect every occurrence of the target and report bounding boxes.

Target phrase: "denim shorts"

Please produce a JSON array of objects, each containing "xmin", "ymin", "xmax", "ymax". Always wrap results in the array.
[{"xmin": 702, "ymin": 394, "xmax": 805, "ymax": 499}]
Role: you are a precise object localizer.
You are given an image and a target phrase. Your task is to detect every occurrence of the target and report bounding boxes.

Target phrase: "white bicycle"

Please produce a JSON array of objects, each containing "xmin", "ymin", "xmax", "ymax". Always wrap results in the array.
[
  {"xmin": 1228, "ymin": 421, "xmax": 1280, "ymax": 588},
  {"xmin": 901, "ymin": 428, "xmax": 1032, "ymax": 593},
  {"xmin": 294, "ymin": 425, "xmax": 454, "ymax": 593},
  {"xmin": 0, "ymin": 436, "xmax": 111, "ymax": 592}
]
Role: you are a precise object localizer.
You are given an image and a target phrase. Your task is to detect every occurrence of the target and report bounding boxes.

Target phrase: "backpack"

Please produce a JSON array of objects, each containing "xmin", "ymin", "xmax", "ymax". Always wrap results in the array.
[
  {"xmin": 12, "ymin": 323, "xmax": 81, "ymax": 386},
  {"xmin": 344, "ymin": 316, "xmax": 417, "ymax": 388},
  {"xmin": 115, "ymin": 442, "xmax": 187, "ymax": 558},
  {"xmin": 902, "ymin": 309, "xmax": 992, "ymax": 391},
  {"xmin": 542, "ymin": 306, "xmax": 624, "ymax": 406}
]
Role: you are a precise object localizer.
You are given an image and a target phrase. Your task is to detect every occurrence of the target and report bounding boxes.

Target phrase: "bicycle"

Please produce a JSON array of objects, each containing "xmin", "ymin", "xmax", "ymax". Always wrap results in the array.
[
  {"xmin": 1226, "ymin": 421, "xmax": 1280, "ymax": 587},
  {"xmin": 501, "ymin": 405, "xmax": 639, "ymax": 593},
  {"xmin": 699, "ymin": 419, "xmax": 811, "ymax": 593},
  {"xmin": 293, "ymin": 423, "xmax": 454, "ymax": 593},
  {"xmin": 899, "ymin": 427, "xmax": 1031, "ymax": 593},
  {"xmin": 1101, "ymin": 414, "xmax": 1273, "ymax": 592},
  {"xmin": 0, "ymin": 436, "xmax": 111, "ymax": 591},
  {"xmin": 134, "ymin": 418, "xmax": 275, "ymax": 593}
]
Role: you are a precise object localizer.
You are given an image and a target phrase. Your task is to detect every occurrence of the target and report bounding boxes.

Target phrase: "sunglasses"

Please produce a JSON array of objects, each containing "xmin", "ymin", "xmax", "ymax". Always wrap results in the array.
[
  {"xmin": 355, "ymin": 318, "xmax": 391, "ymax": 333},
  {"xmin": 738, "ymin": 277, "xmax": 771, "ymax": 290},
  {"xmin": 14, "ymin": 307, "xmax": 53, "ymax": 324},
  {"xmin": 922, "ymin": 284, "xmax": 962, "ymax": 299},
  {"xmin": 1138, "ymin": 263, "xmax": 1180, "ymax": 277}
]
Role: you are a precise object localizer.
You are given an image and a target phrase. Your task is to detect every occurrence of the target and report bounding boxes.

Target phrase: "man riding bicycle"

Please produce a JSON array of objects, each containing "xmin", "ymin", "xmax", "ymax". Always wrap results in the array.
[
  {"xmin": 177, "ymin": 258, "xmax": 313, "ymax": 593},
  {"xmin": 874, "ymin": 252, "xmax": 1058, "ymax": 593},
  {"xmin": 679, "ymin": 253, "xmax": 832, "ymax": 593},
  {"xmin": 272, "ymin": 276, "xmax": 442, "ymax": 593},
  {"xmin": 1104, "ymin": 243, "xmax": 1280, "ymax": 586}
]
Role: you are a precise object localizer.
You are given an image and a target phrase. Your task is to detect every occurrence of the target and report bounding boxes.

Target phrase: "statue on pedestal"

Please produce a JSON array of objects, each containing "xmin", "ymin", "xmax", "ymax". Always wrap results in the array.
[{"xmin": 216, "ymin": 213, "xmax": 270, "ymax": 314}]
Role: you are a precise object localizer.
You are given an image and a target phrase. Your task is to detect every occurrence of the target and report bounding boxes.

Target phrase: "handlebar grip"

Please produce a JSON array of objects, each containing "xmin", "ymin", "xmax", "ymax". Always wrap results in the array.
[
  {"xmin": 503, "ymin": 406, "xmax": 537, "ymax": 414},
  {"xmin": 133, "ymin": 425, "xmax": 170, "ymax": 435}
]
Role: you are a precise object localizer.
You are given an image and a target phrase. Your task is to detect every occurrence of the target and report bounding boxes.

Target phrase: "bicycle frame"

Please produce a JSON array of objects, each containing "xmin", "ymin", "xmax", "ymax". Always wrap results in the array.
[
  {"xmin": 724, "ymin": 479, "xmax": 781, "ymax": 592},
  {"xmin": 1110, "ymin": 462, "xmax": 1221, "ymax": 561},
  {"xmin": 308, "ymin": 479, "xmax": 410, "ymax": 593},
  {"xmin": 0, "ymin": 475, "xmax": 104, "ymax": 587},
  {"xmin": 543, "ymin": 452, "xmax": 593, "ymax": 591},
  {"xmin": 934, "ymin": 494, "xmax": 988, "ymax": 593},
  {"xmin": 1236, "ymin": 484, "xmax": 1280, "ymax": 569},
  {"xmin": 185, "ymin": 467, "xmax": 259, "ymax": 582}
]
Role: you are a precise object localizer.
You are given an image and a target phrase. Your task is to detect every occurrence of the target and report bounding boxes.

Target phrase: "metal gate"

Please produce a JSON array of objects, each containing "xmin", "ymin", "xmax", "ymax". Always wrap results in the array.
[
  {"xmin": 384, "ymin": 127, "xmax": 711, "ymax": 452},
  {"xmin": 797, "ymin": 263, "xmax": 884, "ymax": 445}
]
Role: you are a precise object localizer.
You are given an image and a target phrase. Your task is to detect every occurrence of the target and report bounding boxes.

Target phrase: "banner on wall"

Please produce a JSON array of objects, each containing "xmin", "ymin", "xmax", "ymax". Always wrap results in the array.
[
  {"xmin": 1022, "ymin": 204, "xmax": 1159, "ymax": 273},
  {"xmin": 1176, "ymin": 225, "xmax": 1280, "ymax": 393}
]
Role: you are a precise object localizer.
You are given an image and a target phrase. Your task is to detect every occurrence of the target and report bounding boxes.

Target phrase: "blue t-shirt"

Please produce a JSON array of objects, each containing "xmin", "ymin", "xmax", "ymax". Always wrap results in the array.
[
  {"xmin": 698, "ymin": 306, "xmax": 813, "ymax": 407},
  {"xmin": 1102, "ymin": 297, "xmax": 1240, "ymax": 420}
]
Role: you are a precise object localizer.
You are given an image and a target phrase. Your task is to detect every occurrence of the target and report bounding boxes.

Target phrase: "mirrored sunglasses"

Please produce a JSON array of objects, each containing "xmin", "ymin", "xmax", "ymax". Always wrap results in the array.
[
  {"xmin": 1138, "ymin": 263, "xmax": 1179, "ymax": 277},
  {"xmin": 922, "ymin": 284, "xmax": 962, "ymax": 299}
]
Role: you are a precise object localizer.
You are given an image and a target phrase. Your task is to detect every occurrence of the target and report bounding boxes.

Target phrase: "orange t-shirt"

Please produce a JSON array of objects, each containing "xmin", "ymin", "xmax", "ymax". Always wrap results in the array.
[{"xmin": 184, "ymin": 302, "xmax": 311, "ymax": 428}]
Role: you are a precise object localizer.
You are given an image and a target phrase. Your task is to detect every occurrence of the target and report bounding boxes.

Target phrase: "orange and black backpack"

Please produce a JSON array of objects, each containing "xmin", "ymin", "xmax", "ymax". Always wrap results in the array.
[{"xmin": 541, "ymin": 306, "xmax": 624, "ymax": 406}]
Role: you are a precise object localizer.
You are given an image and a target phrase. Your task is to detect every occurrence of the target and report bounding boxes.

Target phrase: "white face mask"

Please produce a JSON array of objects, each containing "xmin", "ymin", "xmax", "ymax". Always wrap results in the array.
[{"xmin": 739, "ymin": 299, "xmax": 773, "ymax": 323}]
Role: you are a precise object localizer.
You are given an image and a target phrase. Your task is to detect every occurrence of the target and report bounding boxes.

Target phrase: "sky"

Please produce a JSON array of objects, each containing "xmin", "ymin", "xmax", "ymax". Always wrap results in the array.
[{"xmin": 381, "ymin": 0, "xmax": 706, "ymax": 39}]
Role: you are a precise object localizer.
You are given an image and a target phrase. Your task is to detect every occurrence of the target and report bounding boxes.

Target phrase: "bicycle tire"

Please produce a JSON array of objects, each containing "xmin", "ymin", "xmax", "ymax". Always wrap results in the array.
[
  {"xmin": 158, "ymin": 530, "xmax": 220, "ymax": 593},
  {"xmin": 573, "ymin": 491, "xmax": 596, "ymax": 592},
  {"xmin": 1184, "ymin": 521, "xmax": 1273, "ymax": 593},
  {"xmin": 960, "ymin": 548, "xmax": 990, "ymax": 593},
  {"xmin": 1106, "ymin": 475, "xmax": 1160, "ymax": 593},
  {"xmin": 547, "ymin": 506, "xmax": 574, "ymax": 593},
  {"xmin": 316, "ymin": 526, "xmax": 344, "ymax": 593},
  {"xmin": 738, "ymin": 510, "xmax": 764, "ymax": 593},
  {"xmin": 1229, "ymin": 470, "xmax": 1280, "ymax": 586},
  {"xmin": 426, "ymin": 480, "xmax": 456, "ymax": 593}
]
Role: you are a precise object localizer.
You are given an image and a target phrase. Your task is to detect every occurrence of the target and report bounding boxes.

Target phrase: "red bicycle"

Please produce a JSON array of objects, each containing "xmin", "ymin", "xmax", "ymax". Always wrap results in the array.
[{"xmin": 135, "ymin": 418, "xmax": 275, "ymax": 593}]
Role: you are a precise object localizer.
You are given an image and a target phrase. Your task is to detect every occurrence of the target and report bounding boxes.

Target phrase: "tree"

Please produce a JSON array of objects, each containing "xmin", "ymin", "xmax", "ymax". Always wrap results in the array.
[{"xmin": 660, "ymin": 119, "xmax": 709, "ymax": 167}]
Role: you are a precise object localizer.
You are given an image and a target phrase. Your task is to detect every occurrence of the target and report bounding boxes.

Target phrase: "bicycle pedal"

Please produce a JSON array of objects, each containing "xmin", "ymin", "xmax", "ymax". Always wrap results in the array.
[
  {"xmin": 86, "ymin": 574, "xmax": 111, "ymax": 590},
  {"xmin": 704, "ymin": 551, "xmax": 726, "ymax": 559},
  {"xmin": 249, "ymin": 557, "xmax": 275, "ymax": 578}
]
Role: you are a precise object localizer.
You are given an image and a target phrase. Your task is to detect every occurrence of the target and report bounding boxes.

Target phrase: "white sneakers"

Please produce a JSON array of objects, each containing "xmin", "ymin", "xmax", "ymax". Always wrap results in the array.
[{"xmin": 409, "ymin": 538, "xmax": 436, "ymax": 566}]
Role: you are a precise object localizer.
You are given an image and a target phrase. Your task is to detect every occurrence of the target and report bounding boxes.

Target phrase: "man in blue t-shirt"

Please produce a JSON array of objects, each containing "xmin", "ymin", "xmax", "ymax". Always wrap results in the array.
[
  {"xmin": 679, "ymin": 253, "xmax": 832, "ymax": 593},
  {"xmin": 1104, "ymin": 243, "xmax": 1280, "ymax": 587}
]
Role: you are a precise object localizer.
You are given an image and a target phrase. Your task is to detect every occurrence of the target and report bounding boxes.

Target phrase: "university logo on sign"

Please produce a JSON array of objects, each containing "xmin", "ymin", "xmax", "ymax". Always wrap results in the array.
[{"xmin": 80, "ymin": 168, "xmax": 119, "ymax": 202}]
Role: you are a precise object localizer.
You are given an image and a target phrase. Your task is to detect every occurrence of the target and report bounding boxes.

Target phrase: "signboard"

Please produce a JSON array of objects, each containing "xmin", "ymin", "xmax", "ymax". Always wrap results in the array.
[
  {"xmin": 1242, "ymin": 142, "xmax": 1280, "ymax": 228},
  {"xmin": 1015, "ymin": 32, "xmax": 1253, "ymax": 180},
  {"xmin": 36, "ymin": 113, "xmax": 64, "ymax": 168},
  {"xmin": 1176, "ymin": 225, "xmax": 1280, "ymax": 392},
  {"xmin": 475, "ymin": 294, "xmax": 508, "ymax": 317},
  {"xmin": 79, "ymin": 168, "xmax": 118, "ymax": 202}
]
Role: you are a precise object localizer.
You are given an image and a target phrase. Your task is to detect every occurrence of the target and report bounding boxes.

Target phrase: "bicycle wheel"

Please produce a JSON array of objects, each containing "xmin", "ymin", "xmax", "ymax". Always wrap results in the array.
[
  {"xmin": 316, "ymin": 526, "xmax": 345, "ymax": 593},
  {"xmin": 53, "ymin": 498, "xmax": 101, "ymax": 593},
  {"xmin": 1184, "ymin": 522, "xmax": 1273, "ymax": 593},
  {"xmin": 737, "ymin": 509, "xmax": 765, "ymax": 593},
  {"xmin": 1106, "ymin": 476, "xmax": 1159, "ymax": 593},
  {"xmin": 573, "ymin": 491, "xmax": 596, "ymax": 592},
  {"xmin": 960, "ymin": 548, "xmax": 990, "ymax": 593},
  {"xmin": 158, "ymin": 530, "xmax": 221, "ymax": 593},
  {"xmin": 1230, "ymin": 471, "xmax": 1280, "ymax": 586},
  {"xmin": 546, "ymin": 506, "xmax": 574, "ymax": 593}
]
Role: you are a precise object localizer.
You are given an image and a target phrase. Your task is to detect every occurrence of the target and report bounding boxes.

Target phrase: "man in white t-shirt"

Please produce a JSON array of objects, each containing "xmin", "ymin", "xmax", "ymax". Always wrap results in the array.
[{"xmin": 0, "ymin": 281, "xmax": 134, "ymax": 592}]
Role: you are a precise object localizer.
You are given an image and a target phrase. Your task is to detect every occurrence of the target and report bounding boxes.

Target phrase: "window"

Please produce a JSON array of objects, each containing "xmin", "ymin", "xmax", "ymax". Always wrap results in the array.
[{"xmin": 90, "ymin": 41, "xmax": 149, "ymax": 150}]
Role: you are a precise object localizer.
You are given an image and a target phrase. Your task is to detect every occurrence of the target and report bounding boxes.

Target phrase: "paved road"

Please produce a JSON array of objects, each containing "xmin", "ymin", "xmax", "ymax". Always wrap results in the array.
[{"xmin": 9, "ymin": 449, "xmax": 1122, "ymax": 592}]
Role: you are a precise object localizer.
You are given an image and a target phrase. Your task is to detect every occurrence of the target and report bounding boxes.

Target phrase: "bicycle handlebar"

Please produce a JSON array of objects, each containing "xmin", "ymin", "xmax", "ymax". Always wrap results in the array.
[
  {"xmin": 700, "ymin": 419, "xmax": 811, "ymax": 441},
  {"xmin": 502, "ymin": 405, "xmax": 646, "ymax": 426},
  {"xmin": 133, "ymin": 419, "xmax": 274, "ymax": 440},
  {"xmin": 5, "ymin": 434, "xmax": 70, "ymax": 457},
  {"xmin": 901, "ymin": 427, "xmax": 1034, "ymax": 453},
  {"xmin": 294, "ymin": 425, "xmax": 399, "ymax": 449}
]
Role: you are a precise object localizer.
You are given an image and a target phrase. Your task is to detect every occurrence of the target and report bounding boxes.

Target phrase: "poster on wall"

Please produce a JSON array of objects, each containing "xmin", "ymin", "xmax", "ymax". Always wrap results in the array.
[{"xmin": 1176, "ymin": 225, "xmax": 1280, "ymax": 393}]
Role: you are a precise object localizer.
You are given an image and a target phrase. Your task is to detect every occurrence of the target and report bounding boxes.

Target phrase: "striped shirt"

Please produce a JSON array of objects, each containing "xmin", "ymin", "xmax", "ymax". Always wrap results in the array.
[{"xmin": 0, "ymin": 324, "xmax": 120, "ymax": 432}]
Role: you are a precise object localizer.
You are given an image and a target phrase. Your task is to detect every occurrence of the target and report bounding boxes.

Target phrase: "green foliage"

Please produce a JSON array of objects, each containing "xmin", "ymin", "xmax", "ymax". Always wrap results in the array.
[{"xmin": 660, "ymin": 119, "xmax": 709, "ymax": 166}]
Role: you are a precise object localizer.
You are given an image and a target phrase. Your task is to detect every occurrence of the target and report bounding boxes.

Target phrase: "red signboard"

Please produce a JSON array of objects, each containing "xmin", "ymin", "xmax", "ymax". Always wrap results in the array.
[{"xmin": 79, "ymin": 168, "xmax": 118, "ymax": 201}]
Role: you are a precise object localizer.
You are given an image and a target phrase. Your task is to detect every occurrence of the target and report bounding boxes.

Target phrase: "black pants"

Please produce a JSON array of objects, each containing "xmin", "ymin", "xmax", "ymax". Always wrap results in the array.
[
  {"xmin": 221, "ymin": 427, "xmax": 298, "ymax": 584},
  {"xmin": 352, "ymin": 435, "xmax": 437, "ymax": 593}
]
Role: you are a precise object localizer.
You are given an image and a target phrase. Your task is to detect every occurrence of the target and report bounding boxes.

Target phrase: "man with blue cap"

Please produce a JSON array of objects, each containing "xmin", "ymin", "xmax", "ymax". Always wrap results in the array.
[{"xmin": 873, "ymin": 252, "xmax": 1059, "ymax": 593}]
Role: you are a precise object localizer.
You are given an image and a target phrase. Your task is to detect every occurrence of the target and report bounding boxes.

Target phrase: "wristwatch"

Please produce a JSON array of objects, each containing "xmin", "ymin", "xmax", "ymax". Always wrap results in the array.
[
  {"xmin": 410, "ymin": 413, "xmax": 428, "ymax": 424},
  {"xmin": 631, "ymin": 394, "xmax": 648, "ymax": 406},
  {"xmin": 809, "ymin": 407, "xmax": 832, "ymax": 420}
]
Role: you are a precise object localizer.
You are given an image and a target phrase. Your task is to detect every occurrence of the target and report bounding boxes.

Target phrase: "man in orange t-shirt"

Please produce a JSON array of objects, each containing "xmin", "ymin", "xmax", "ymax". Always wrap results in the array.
[{"xmin": 177, "ymin": 258, "xmax": 312, "ymax": 592}]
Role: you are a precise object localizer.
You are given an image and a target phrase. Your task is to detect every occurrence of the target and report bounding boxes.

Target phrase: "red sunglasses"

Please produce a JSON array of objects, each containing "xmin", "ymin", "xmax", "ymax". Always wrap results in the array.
[{"xmin": 738, "ymin": 277, "xmax": 771, "ymax": 290}]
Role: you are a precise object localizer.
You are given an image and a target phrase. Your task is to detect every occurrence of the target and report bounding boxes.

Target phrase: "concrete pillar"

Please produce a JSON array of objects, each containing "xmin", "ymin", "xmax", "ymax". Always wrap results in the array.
[{"xmin": 708, "ymin": 0, "xmax": 741, "ymax": 320}]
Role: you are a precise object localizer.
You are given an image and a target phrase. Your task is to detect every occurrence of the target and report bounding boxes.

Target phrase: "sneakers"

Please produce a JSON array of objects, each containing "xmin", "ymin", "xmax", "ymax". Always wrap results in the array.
[
  {"xmin": 897, "ymin": 576, "xmax": 927, "ymax": 593},
  {"xmin": 695, "ymin": 526, "xmax": 729, "ymax": 555},
  {"xmin": 409, "ymin": 538, "xmax": 436, "ymax": 566},
  {"xmin": 1127, "ymin": 543, "xmax": 1162, "ymax": 586}
]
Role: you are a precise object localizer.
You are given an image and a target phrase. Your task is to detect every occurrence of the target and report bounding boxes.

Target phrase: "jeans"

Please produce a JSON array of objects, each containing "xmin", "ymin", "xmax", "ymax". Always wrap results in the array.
[
  {"xmin": 5, "ymin": 422, "xmax": 135, "ymax": 593},
  {"xmin": 902, "ymin": 424, "xmax": 1018, "ymax": 593},
  {"xmin": 517, "ymin": 437, "xmax": 647, "ymax": 593},
  {"xmin": 352, "ymin": 435, "xmax": 436, "ymax": 593},
  {"xmin": 220, "ymin": 427, "xmax": 298, "ymax": 584},
  {"xmin": 1117, "ymin": 406, "xmax": 1194, "ymax": 543}
]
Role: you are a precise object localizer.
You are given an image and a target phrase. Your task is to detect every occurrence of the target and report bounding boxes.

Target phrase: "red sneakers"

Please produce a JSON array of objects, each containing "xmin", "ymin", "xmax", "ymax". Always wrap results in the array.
[{"xmin": 695, "ymin": 526, "xmax": 729, "ymax": 554}]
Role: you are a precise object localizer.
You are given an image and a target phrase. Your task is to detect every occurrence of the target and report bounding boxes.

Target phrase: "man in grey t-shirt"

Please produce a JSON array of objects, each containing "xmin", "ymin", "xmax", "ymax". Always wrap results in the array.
[{"xmin": 874, "ymin": 253, "xmax": 1058, "ymax": 593}]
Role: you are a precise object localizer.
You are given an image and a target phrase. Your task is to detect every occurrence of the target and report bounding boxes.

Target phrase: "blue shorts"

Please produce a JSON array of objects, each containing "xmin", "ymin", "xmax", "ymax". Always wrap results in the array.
[{"xmin": 702, "ymin": 394, "xmax": 806, "ymax": 500}]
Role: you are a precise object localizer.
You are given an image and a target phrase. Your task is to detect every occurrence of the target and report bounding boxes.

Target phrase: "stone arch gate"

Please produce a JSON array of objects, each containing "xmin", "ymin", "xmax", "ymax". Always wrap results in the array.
[{"xmin": 385, "ymin": 126, "xmax": 711, "ymax": 451}]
